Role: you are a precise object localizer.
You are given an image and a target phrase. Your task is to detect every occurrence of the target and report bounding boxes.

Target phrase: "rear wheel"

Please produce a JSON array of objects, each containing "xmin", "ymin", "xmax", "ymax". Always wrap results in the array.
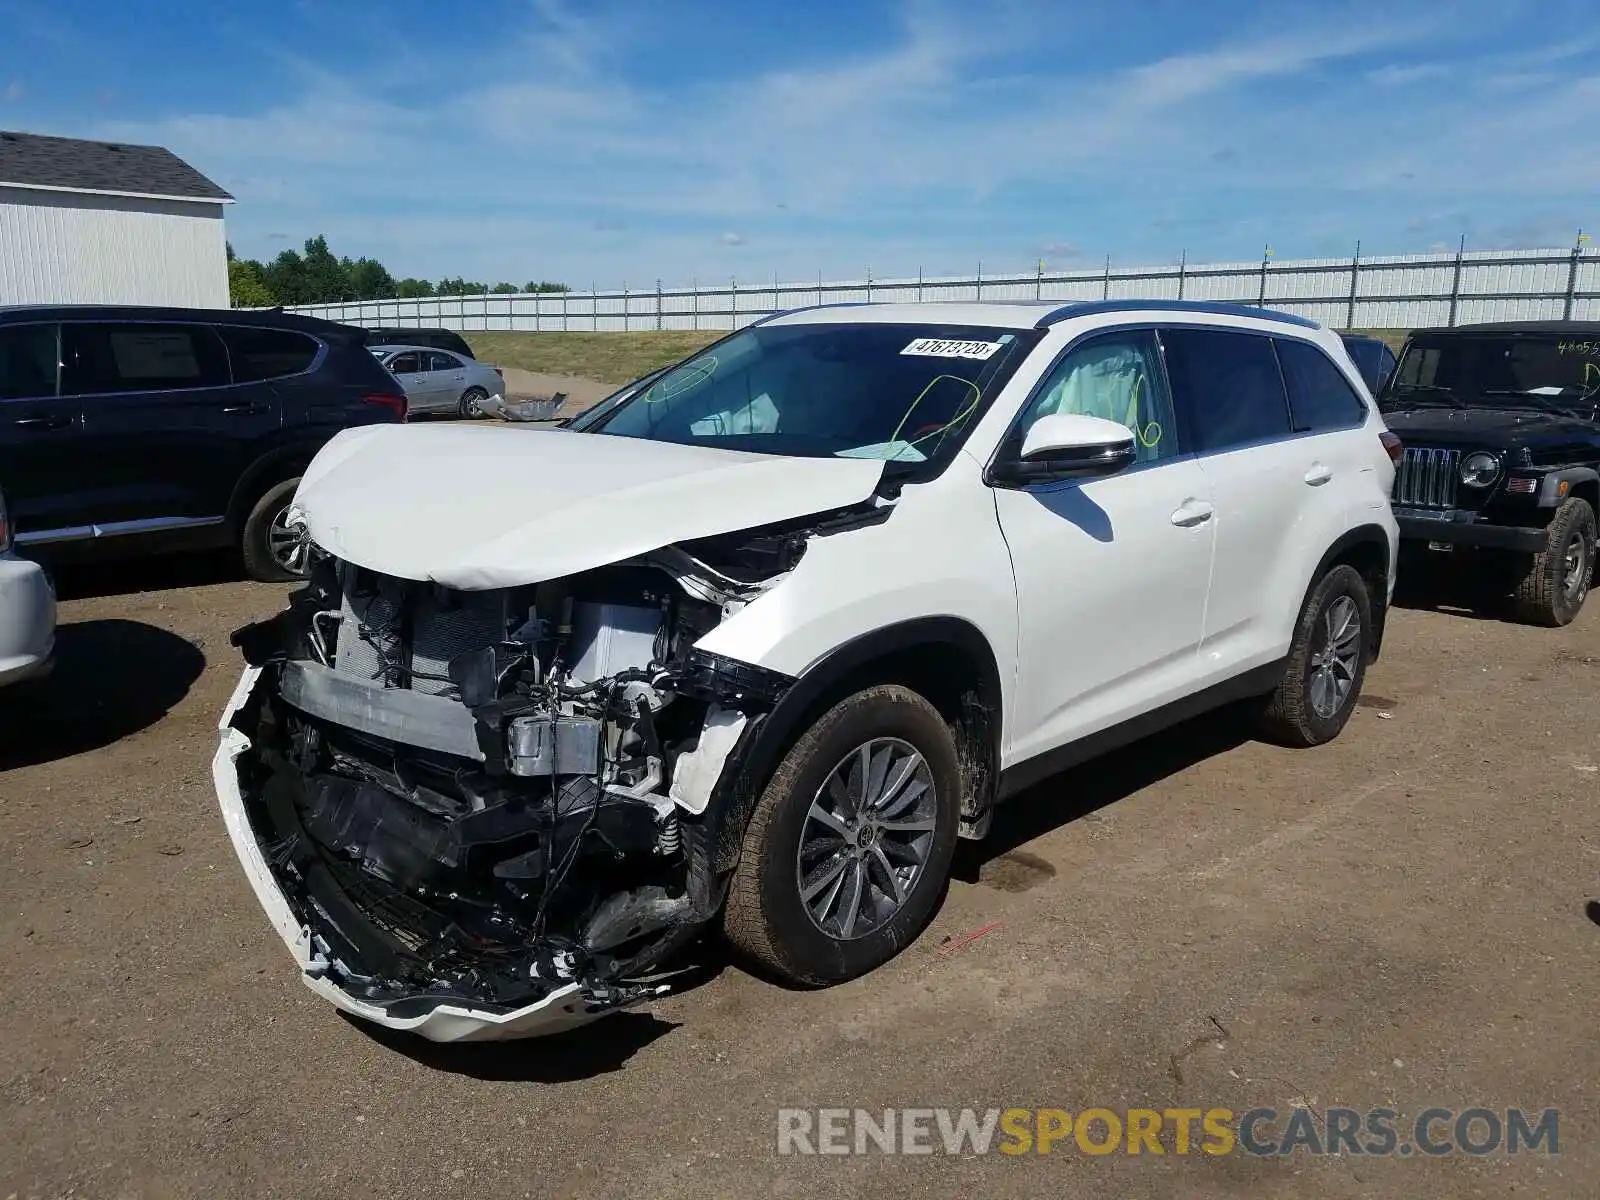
[
  {"xmin": 241, "ymin": 478, "xmax": 308, "ymax": 583},
  {"xmin": 1257, "ymin": 564, "xmax": 1372, "ymax": 747},
  {"xmin": 1512, "ymin": 497, "xmax": 1595, "ymax": 627},
  {"xmin": 459, "ymin": 387, "xmax": 488, "ymax": 419},
  {"xmin": 722, "ymin": 685, "xmax": 961, "ymax": 986}
]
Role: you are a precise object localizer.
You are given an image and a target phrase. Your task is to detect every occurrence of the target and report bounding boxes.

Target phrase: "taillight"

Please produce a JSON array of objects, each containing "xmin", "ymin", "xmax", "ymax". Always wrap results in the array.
[
  {"xmin": 493, "ymin": 367, "xmax": 504, "ymax": 380},
  {"xmin": 365, "ymin": 392, "xmax": 408, "ymax": 422},
  {"xmin": 1379, "ymin": 430, "xmax": 1403, "ymax": 464},
  {"xmin": 0, "ymin": 489, "xmax": 11, "ymax": 553}
]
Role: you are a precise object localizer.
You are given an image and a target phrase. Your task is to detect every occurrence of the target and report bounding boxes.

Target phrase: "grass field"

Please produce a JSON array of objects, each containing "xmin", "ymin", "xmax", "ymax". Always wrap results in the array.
[
  {"xmin": 465, "ymin": 331, "xmax": 721, "ymax": 385},
  {"xmin": 467, "ymin": 326, "xmax": 1411, "ymax": 386}
]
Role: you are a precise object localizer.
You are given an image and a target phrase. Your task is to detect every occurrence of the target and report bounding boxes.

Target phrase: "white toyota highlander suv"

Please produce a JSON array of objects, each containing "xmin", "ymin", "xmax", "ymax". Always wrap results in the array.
[{"xmin": 215, "ymin": 300, "xmax": 1400, "ymax": 1042}]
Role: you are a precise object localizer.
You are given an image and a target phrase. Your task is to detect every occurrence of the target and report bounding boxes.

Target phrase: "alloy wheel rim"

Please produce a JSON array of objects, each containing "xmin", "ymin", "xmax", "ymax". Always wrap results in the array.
[
  {"xmin": 796, "ymin": 737, "xmax": 938, "ymax": 941},
  {"xmin": 464, "ymin": 391, "xmax": 484, "ymax": 416},
  {"xmin": 1308, "ymin": 594, "xmax": 1361, "ymax": 719},
  {"xmin": 267, "ymin": 504, "xmax": 311, "ymax": 576}
]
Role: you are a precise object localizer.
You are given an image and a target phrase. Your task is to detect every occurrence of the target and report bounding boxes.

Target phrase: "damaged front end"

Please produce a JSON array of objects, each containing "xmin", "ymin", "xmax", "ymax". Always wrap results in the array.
[{"xmin": 213, "ymin": 532, "xmax": 810, "ymax": 1041}]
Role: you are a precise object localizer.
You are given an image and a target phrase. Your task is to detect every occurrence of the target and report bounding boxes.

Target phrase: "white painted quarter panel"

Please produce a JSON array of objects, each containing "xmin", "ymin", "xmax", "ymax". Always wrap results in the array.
[
  {"xmin": 693, "ymin": 450, "xmax": 1020, "ymax": 716},
  {"xmin": 994, "ymin": 458, "xmax": 1216, "ymax": 765}
]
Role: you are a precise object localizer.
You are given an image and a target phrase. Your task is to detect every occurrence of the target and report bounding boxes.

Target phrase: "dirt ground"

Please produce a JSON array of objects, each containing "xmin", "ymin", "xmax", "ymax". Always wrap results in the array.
[{"xmin": 1, "ymin": 553, "xmax": 1596, "ymax": 1199}]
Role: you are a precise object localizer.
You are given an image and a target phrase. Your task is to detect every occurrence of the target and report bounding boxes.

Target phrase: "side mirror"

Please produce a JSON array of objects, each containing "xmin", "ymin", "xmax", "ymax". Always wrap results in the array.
[{"xmin": 992, "ymin": 413, "xmax": 1138, "ymax": 485}]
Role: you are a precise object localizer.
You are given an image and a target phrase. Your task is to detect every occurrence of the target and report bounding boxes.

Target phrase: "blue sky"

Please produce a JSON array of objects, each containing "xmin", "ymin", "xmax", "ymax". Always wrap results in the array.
[{"xmin": 1, "ymin": 0, "xmax": 1597, "ymax": 287}]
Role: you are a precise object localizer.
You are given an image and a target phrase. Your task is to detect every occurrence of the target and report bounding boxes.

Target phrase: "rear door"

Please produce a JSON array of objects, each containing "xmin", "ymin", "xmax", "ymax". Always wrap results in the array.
[
  {"xmin": 63, "ymin": 321, "xmax": 283, "ymax": 527},
  {"xmin": 0, "ymin": 321, "xmax": 97, "ymax": 540},
  {"xmin": 1162, "ymin": 326, "xmax": 1347, "ymax": 680}
]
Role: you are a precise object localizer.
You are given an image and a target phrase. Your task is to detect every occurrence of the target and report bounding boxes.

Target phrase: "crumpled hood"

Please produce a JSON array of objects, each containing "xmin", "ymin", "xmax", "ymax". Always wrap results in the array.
[{"xmin": 294, "ymin": 424, "xmax": 885, "ymax": 589}]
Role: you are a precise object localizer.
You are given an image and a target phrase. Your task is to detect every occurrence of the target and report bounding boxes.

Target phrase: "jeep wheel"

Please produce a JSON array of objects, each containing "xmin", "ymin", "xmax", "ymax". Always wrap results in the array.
[
  {"xmin": 1512, "ymin": 497, "xmax": 1595, "ymax": 627},
  {"xmin": 1257, "ymin": 563, "xmax": 1372, "ymax": 748},
  {"xmin": 722, "ymin": 685, "xmax": 961, "ymax": 987},
  {"xmin": 241, "ymin": 478, "xmax": 309, "ymax": 583}
]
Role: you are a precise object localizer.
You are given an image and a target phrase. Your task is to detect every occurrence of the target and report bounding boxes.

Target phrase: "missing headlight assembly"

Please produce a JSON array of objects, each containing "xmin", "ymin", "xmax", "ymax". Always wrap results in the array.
[{"xmin": 219, "ymin": 544, "xmax": 796, "ymax": 1037}]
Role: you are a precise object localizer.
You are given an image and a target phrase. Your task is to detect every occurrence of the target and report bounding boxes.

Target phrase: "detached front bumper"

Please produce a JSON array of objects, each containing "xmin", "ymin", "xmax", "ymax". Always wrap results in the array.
[
  {"xmin": 212, "ymin": 666, "xmax": 604, "ymax": 1043},
  {"xmin": 1395, "ymin": 509, "xmax": 1549, "ymax": 553}
]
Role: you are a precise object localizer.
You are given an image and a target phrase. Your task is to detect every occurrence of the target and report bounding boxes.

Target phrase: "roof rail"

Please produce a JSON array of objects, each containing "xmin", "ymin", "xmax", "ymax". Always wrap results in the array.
[{"xmin": 1035, "ymin": 299, "xmax": 1319, "ymax": 330}]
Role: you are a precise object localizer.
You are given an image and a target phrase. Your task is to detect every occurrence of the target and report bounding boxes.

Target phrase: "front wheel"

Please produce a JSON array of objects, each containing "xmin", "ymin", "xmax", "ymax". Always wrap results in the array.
[
  {"xmin": 722, "ymin": 685, "xmax": 961, "ymax": 986},
  {"xmin": 1512, "ymin": 497, "xmax": 1595, "ymax": 627},
  {"xmin": 458, "ymin": 387, "xmax": 488, "ymax": 419},
  {"xmin": 1257, "ymin": 563, "xmax": 1372, "ymax": 747}
]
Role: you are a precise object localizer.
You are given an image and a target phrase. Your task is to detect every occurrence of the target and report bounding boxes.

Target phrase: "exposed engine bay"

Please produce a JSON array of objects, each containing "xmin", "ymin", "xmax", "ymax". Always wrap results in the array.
[{"xmin": 217, "ymin": 516, "xmax": 856, "ymax": 1030}]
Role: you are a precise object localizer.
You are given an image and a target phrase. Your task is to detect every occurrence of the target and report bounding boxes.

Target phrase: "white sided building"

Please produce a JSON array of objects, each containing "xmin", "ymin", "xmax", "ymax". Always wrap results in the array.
[{"xmin": 0, "ymin": 130, "xmax": 232, "ymax": 308}]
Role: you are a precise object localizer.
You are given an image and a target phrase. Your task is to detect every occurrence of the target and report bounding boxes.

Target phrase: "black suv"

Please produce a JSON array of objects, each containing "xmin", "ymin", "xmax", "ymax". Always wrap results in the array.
[
  {"xmin": 0, "ymin": 306, "xmax": 406, "ymax": 582},
  {"xmin": 1379, "ymin": 321, "xmax": 1599, "ymax": 625},
  {"xmin": 359, "ymin": 327, "xmax": 475, "ymax": 358}
]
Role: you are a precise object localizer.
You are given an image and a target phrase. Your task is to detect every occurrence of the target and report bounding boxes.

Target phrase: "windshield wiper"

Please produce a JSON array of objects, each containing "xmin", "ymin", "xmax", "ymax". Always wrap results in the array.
[{"xmin": 1386, "ymin": 384, "xmax": 1465, "ymax": 408}]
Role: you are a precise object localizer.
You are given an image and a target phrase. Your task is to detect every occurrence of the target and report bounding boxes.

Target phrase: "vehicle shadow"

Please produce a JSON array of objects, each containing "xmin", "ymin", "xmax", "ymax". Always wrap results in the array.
[
  {"xmin": 45, "ymin": 550, "xmax": 248, "ymax": 603},
  {"xmin": 0, "ymin": 618, "xmax": 206, "ymax": 770},
  {"xmin": 348, "ymin": 1009, "xmax": 681, "ymax": 1082},
  {"xmin": 1391, "ymin": 556, "xmax": 1518, "ymax": 623},
  {"xmin": 951, "ymin": 704, "xmax": 1254, "ymax": 883}
]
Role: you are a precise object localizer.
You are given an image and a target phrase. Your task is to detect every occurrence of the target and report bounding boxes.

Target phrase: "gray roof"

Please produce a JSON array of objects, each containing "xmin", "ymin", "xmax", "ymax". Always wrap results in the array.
[{"xmin": 0, "ymin": 130, "xmax": 233, "ymax": 202}]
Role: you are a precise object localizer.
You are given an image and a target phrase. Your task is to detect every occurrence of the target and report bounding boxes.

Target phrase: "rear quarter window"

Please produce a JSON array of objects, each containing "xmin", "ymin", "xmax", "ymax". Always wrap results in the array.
[
  {"xmin": 1276, "ymin": 338, "xmax": 1368, "ymax": 431},
  {"xmin": 221, "ymin": 327, "xmax": 320, "ymax": 382}
]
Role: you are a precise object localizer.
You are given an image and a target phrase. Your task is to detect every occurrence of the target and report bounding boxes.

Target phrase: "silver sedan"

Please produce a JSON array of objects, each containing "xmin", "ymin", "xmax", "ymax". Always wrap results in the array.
[{"xmin": 370, "ymin": 345, "xmax": 505, "ymax": 418}]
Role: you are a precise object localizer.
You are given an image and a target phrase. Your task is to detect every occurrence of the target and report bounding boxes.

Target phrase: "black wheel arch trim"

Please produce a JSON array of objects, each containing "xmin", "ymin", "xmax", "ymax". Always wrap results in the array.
[
  {"xmin": 1311, "ymin": 523, "xmax": 1393, "ymax": 660},
  {"xmin": 699, "ymin": 615, "xmax": 1005, "ymax": 876},
  {"xmin": 1537, "ymin": 468, "xmax": 1600, "ymax": 509},
  {"xmin": 225, "ymin": 439, "xmax": 326, "ymax": 531}
]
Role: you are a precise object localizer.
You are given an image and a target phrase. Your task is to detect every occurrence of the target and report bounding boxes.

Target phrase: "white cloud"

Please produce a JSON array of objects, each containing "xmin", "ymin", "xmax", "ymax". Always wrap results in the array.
[
  {"xmin": 75, "ymin": 2, "xmax": 1600, "ymax": 285},
  {"xmin": 2, "ymin": 80, "xmax": 23, "ymax": 102}
]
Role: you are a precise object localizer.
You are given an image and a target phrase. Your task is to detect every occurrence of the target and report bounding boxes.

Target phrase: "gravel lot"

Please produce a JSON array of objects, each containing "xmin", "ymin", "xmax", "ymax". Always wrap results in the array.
[{"xmin": 2, "ymin": 554, "xmax": 1596, "ymax": 1199}]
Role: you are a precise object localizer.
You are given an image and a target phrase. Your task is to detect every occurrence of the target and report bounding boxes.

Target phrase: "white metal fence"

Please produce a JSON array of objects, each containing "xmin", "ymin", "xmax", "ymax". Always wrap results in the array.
[{"xmin": 286, "ymin": 245, "xmax": 1600, "ymax": 333}]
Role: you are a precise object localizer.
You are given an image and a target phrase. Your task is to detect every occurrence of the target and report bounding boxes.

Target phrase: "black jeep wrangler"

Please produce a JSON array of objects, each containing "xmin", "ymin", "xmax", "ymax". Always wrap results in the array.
[{"xmin": 1379, "ymin": 321, "xmax": 1599, "ymax": 626}]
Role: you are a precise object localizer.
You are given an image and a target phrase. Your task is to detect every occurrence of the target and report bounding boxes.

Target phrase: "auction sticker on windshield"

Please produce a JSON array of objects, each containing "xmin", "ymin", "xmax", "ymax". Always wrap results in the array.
[{"xmin": 901, "ymin": 338, "xmax": 1005, "ymax": 360}]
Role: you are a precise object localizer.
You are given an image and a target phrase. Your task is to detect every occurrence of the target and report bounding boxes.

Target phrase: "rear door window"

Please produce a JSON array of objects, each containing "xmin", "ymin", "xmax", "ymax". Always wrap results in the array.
[
  {"xmin": 61, "ymin": 323, "xmax": 230, "ymax": 396},
  {"xmin": 0, "ymin": 324, "xmax": 59, "ymax": 399},
  {"xmin": 1160, "ymin": 327, "xmax": 1291, "ymax": 453},
  {"xmin": 1276, "ymin": 338, "xmax": 1368, "ymax": 432},
  {"xmin": 221, "ymin": 326, "xmax": 319, "ymax": 382},
  {"xmin": 426, "ymin": 351, "xmax": 461, "ymax": 372}
]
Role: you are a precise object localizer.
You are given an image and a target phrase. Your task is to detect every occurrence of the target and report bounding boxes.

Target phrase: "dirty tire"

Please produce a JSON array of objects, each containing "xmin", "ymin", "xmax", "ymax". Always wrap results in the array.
[
  {"xmin": 722, "ymin": 685, "xmax": 961, "ymax": 987},
  {"xmin": 240, "ymin": 477, "xmax": 304, "ymax": 583},
  {"xmin": 459, "ymin": 387, "xmax": 488, "ymax": 419},
  {"xmin": 1257, "ymin": 563, "xmax": 1372, "ymax": 748},
  {"xmin": 1512, "ymin": 497, "xmax": 1595, "ymax": 627}
]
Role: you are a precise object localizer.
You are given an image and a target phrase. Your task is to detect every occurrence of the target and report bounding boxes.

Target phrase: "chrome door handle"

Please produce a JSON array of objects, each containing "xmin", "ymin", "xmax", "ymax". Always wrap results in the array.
[
  {"xmin": 1304, "ymin": 464, "xmax": 1333, "ymax": 486},
  {"xmin": 1170, "ymin": 500, "xmax": 1215, "ymax": 527},
  {"xmin": 221, "ymin": 403, "xmax": 267, "ymax": 415},
  {"xmin": 12, "ymin": 414, "xmax": 71, "ymax": 430}
]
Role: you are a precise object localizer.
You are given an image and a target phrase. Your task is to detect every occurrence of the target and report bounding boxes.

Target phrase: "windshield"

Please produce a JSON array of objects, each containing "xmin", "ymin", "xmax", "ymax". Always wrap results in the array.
[
  {"xmin": 1386, "ymin": 333, "xmax": 1600, "ymax": 411},
  {"xmin": 578, "ymin": 322, "xmax": 1037, "ymax": 473}
]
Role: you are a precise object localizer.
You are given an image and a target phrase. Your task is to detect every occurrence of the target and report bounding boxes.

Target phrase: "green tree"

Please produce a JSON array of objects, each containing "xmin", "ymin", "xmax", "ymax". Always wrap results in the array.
[
  {"xmin": 395, "ymin": 277, "xmax": 435, "ymax": 298},
  {"xmin": 301, "ymin": 235, "xmax": 353, "ymax": 303},
  {"xmin": 489, "ymin": 281, "xmax": 519, "ymax": 294},
  {"xmin": 348, "ymin": 257, "xmax": 397, "ymax": 301},
  {"xmin": 262, "ymin": 249, "xmax": 311, "ymax": 304},
  {"xmin": 228, "ymin": 257, "xmax": 277, "ymax": 308},
  {"xmin": 523, "ymin": 280, "xmax": 571, "ymax": 293}
]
